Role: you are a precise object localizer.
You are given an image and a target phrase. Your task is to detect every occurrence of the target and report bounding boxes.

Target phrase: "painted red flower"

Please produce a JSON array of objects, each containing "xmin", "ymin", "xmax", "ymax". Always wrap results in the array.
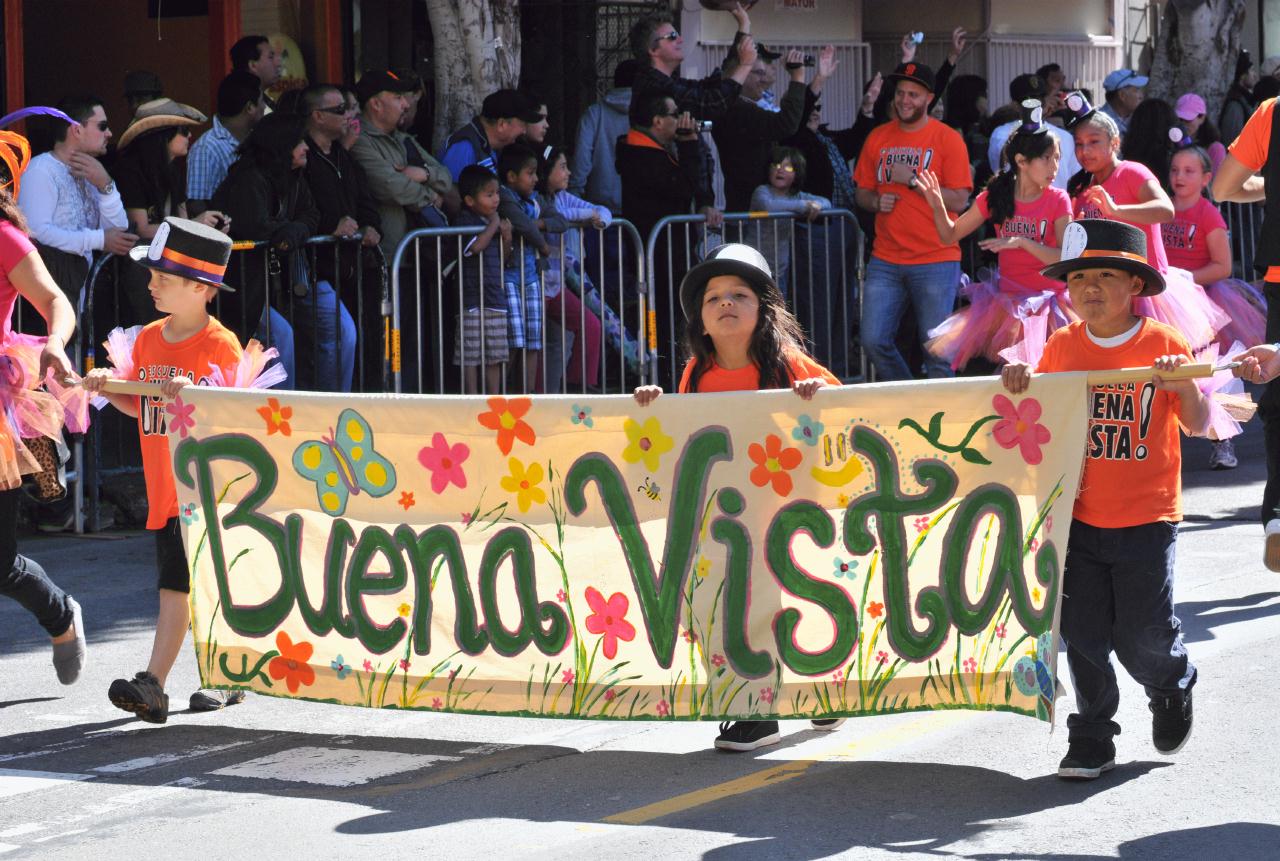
[
  {"xmin": 476, "ymin": 397, "xmax": 535, "ymax": 455},
  {"xmin": 656, "ymin": 699, "xmax": 670, "ymax": 717},
  {"xmin": 682, "ymin": 629, "xmax": 698, "ymax": 644},
  {"xmin": 562, "ymin": 669, "xmax": 575, "ymax": 684},
  {"xmin": 604, "ymin": 689, "xmax": 617, "ymax": 701},
  {"xmin": 711, "ymin": 654, "xmax": 726, "ymax": 667},
  {"xmin": 991, "ymin": 395, "xmax": 1052, "ymax": 465},
  {"xmin": 556, "ymin": 588, "xmax": 567, "ymax": 603},
  {"xmin": 963, "ymin": 657, "xmax": 977, "ymax": 673},
  {"xmin": 760, "ymin": 686, "xmax": 775, "ymax": 704},
  {"xmin": 748, "ymin": 433, "xmax": 803, "ymax": 497},
  {"xmin": 399, "ymin": 658, "xmax": 411, "ymax": 671},
  {"xmin": 418, "ymin": 432, "xmax": 470, "ymax": 493},
  {"xmin": 398, "ymin": 491, "xmax": 415, "ymax": 510},
  {"xmin": 267, "ymin": 631, "xmax": 315, "ymax": 693},
  {"xmin": 431, "ymin": 697, "xmax": 443, "ymax": 709},
  {"xmin": 995, "ymin": 623, "xmax": 1007, "ymax": 640},
  {"xmin": 584, "ymin": 587, "xmax": 636, "ymax": 659},
  {"xmin": 867, "ymin": 601, "xmax": 884, "ymax": 619},
  {"xmin": 875, "ymin": 650, "xmax": 889, "ymax": 665}
]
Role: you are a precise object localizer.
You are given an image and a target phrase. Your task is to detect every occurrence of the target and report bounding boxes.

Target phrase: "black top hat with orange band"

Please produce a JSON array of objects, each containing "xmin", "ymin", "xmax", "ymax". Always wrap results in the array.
[
  {"xmin": 1040, "ymin": 219, "xmax": 1165, "ymax": 296},
  {"xmin": 128, "ymin": 217, "xmax": 235, "ymax": 291}
]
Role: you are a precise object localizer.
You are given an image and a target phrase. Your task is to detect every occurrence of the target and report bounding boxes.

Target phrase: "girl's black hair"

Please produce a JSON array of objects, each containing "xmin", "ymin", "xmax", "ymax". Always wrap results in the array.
[
  {"xmin": 682, "ymin": 273, "xmax": 808, "ymax": 393},
  {"xmin": 1121, "ymin": 98, "xmax": 1178, "ymax": 191},
  {"xmin": 984, "ymin": 128, "xmax": 1056, "ymax": 225},
  {"xmin": 536, "ymin": 145, "xmax": 568, "ymax": 195},
  {"xmin": 1192, "ymin": 115, "xmax": 1222, "ymax": 148},
  {"xmin": 121, "ymin": 126, "xmax": 187, "ymax": 216},
  {"xmin": 766, "ymin": 145, "xmax": 807, "ymax": 191},
  {"xmin": 1066, "ymin": 111, "xmax": 1120, "ymax": 198},
  {"xmin": 944, "ymin": 74, "xmax": 988, "ymax": 131},
  {"xmin": 235, "ymin": 111, "xmax": 306, "ymax": 185}
]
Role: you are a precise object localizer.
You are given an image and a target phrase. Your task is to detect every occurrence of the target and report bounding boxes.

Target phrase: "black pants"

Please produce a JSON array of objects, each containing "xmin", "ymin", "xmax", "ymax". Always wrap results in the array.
[
  {"xmin": 0, "ymin": 488, "xmax": 73, "ymax": 637},
  {"xmin": 1259, "ymin": 282, "xmax": 1280, "ymax": 524}
]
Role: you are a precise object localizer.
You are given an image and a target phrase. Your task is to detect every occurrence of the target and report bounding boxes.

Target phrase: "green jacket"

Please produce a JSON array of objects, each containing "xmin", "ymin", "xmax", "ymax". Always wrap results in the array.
[{"xmin": 349, "ymin": 122, "xmax": 453, "ymax": 256}]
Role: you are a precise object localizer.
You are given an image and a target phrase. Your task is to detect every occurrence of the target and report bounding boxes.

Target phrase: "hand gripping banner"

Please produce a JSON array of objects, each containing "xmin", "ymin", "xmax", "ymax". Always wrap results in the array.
[{"xmin": 169, "ymin": 377, "xmax": 1088, "ymax": 722}]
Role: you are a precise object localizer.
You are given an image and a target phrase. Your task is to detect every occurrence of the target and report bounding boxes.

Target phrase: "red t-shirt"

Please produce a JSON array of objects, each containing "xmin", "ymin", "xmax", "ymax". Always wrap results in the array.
[
  {"xmin": 0, "ymin": 220, "xmax": 35, "ymax": 343},
  {"xmin": 974, "ymin": 187, "xmax": 1072, "ymax": 295},
  {"xmin": 1072, "ymin": 160, "xmax": 1170, "ymax": 273},
  {"xmin": 678, "ymin": 351, "xmax": 839, "ymax": 393},
  {"xmin": 853, "ymin": 118, "xmax": 973, "ymax": 265},
  {"xmin": 1036, "ymin": 319, "xmax": 1189, "ymax": 528},
  {"xmin": 1161, "ymin": 196, "xmax": 1228, "ymax": 274},
  {"xmin": 1227, "ymin": 97, "xmax": 1278, "ymax": 280},
  {"xmin": 132, "ymin": 317, "xmax": 242, "ymax": 529}
]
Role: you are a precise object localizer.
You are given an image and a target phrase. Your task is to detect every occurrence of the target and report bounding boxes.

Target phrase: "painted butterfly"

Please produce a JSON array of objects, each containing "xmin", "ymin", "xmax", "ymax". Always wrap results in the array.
[{"xmin": 293, "ymin": 409, "xmax": 397, "ymax": 516}]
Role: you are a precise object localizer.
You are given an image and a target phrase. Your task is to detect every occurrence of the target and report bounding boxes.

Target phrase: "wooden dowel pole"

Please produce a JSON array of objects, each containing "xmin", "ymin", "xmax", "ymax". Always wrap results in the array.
[{"xmin": 1083, "ymin": 363, "xmax": 1215, "ymax": 386}]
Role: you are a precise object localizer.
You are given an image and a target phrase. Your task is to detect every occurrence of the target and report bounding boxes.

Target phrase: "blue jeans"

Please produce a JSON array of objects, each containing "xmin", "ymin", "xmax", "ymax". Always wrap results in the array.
[
  {"xmin": 860, "ymin": 256, "xmax": 960, "ymax": 380},
  {"xmin": 0, "ymin": 488, "xmax": 73, "ymax": 637},
  {"xmin": 1062, "ymin": 520, "xmax": 1197, "ymax": 742},
  {"xmin": 256, "ymin": 307, "xmax": 295, "ymax": 390},
  {"xmin": 293, "ymin": 280, "xmax": 357, "ymax": 392}
]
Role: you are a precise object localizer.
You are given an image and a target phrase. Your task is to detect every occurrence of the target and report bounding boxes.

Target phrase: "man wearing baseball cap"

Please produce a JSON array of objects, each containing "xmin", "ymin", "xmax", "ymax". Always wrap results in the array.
[
  {"xmin": 1099, "ymin": 68, "xmax": 1148, "ymax": 137},
  {"xmin": 439, "ymin": 88, "xmax": 542, "ymax": 182},
  {"xmin": 987, "ymin": 73, "xmax": 1080, "ymax": 188},
  {"xmin": 853, "ymin": 62, "xmax": 972, "ymax": 381}
]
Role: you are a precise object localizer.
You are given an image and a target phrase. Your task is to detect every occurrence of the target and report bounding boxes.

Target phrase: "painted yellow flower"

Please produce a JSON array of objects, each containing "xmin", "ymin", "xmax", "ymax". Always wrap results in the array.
[
  {"xmin": 695, "ymin": 556, "xmax": 711, "ymax": 579},
  {"xmin": 500, "ymin": 457, "xmax": 547, "ymax": 513},
  {"xmin": 836, "ymin": 493, "xmax": 850, "ymax": 508},
  {"xmin": 622, "ymin": 416, "xmax": 675, "ymax": 472},
  {"xmin": 1032, "ymin": 587, "xmax": 1042, "ymax": 603},
  {"xmin": 397, "ymin": 602, "xmax": 412, "ymax": 617}
]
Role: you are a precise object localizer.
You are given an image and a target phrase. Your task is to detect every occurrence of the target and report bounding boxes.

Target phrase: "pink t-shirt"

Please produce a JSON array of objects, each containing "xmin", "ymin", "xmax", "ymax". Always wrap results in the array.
[
  {"xmin": 1161, "ymin": 196, "xmax": 1227, "ymax": 274},
  {"xmin": 1073, "ymin": 159, "xmax": 1170, "ymax": 273},
  {"xmin": 975, "ymin": 187, "xmax": 1071, "ymax": 295},
  {"xmin": 0, "ymin": 220, "xmax": 35, "ymax": 343}
]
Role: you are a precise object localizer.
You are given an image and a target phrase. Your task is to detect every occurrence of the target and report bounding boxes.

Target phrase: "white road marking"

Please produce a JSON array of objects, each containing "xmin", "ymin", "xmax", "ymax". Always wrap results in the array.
[
  {"xmin": 0, "ymin": 843, "xmax": 21, "ymax": 854},
  {"xmin": 0, "ymin": 768, "xmax": 93, "ymax": 800},
  {"xmin": 0, "ymin": 825, "xmax": 41, "ymax": 838},
  {"xmin": 93, "ymin": 740, "xmax": 260, "ymax": 773},
  {"xmin": 32, "ymin": 828, "xmax": 87, "ymax": 843},
  {"xmin": 209, "ymin": 746, "xmax": 463, "ymax": 787}
]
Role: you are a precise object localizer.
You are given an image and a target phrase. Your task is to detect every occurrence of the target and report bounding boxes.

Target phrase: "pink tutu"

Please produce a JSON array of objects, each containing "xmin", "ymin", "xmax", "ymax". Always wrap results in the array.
[
  {"xmin": 0, "ymin": 333, "xmax": 69, "ymax": 491},
  {"xmin": 1193, "ymin": 341, "xmax": 1248, "ymax": 442},
  {"xmin": 1204, "ymin": 278, "xmax": 1266, "ymax": 350},
  {"xmin": 927, "ymin": 272, "xmax": 1077, "ymax": 370},
  {"xmin": 1133, "ymin": 267, "xmax": 1230, "ymax": 353}
]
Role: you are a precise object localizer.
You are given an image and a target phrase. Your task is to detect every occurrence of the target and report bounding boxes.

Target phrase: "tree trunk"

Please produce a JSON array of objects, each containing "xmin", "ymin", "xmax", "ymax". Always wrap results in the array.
[
  {"xmin": 423, "ymin": 0, "xmax": 522, "ymax": 150},
  {"xmin": 1147, "ymin": 0, "xmax": 1246, "ymax": 125}
]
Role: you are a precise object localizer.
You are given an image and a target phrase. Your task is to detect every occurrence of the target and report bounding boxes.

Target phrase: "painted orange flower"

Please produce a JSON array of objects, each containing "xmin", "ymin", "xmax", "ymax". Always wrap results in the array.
[
  {"xmin": 256, "ymin": 397, "xmax": 292, "ymax": 436},
  {"xmin": 398, "ymin": 491, "xmax": 415, "ymax": 510},
  {"xmin": 866, "ymin": 601, "xmax": 884, "ymax": 619},
  {"xmin": 267, "ymin": 631, "xmax": 315, "ymax": 693},
  {"xmin": 748, "ymin": 433, "xmax": 803, "ymax": 497},
  {"xmin": 477, "ymin": 397, "xmax": 536, "ymax": 455}
]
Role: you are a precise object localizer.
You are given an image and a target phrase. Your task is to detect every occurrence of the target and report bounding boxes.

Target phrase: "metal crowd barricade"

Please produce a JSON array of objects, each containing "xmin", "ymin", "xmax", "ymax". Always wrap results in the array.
[
  {"xmin": 77, "ymin": 234, "xmax": 388, "ymax": 531},
  {"xmin": 389, "ymin": 218, "xmax": 648, "ymax": 395},
  {"xmin": 645, "ymin": 209, "xmax": 863, "ymax": 392},
  {"xmin": 1220, "ymin": 201, "xmax": 1264, "ymax": 281}
]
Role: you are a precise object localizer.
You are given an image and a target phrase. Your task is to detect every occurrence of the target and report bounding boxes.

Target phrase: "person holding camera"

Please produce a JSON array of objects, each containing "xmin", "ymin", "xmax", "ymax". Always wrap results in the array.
[{"xmin": 713, "ymin": 45, "xmax": 836, "ymax": 213}]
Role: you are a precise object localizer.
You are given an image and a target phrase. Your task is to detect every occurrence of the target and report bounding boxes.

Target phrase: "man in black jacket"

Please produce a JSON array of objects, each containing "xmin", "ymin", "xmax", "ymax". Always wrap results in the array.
[{"xmin": 301, "ymin": 83, "xmax": 385, "ymax": 391}]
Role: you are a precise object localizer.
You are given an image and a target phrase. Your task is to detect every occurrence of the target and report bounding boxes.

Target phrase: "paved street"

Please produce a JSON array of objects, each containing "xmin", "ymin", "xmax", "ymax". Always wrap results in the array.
[{"xmin": 1, "ymin": 420, "xmax": 1278, "ymax": 860}]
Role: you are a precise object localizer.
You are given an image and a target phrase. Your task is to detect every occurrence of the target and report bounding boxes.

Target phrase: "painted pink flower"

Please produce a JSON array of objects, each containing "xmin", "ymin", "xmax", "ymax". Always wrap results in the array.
[
  {"xmin": 431, "ymin": 697, "xmax": 443, "ymax": 709},
  {"xmin": 963, "ymin": 657, "xmax": 977, "ymax": 673},
  {"xmin": 562, "ymin": 669, "xmax": 575, "ymax": 684},
  {"xmin": 876, "ymin": 650, "xmax": 889, "ymax": 665},
  {"xmin": 1029, "ymin": 537, "xmax": 1040, "ymax": 552},
  {"xmin": 461, "ymin": 511, "xmax": 473, "ymax": 525},
  {"xmin": 362, "ymin": 659, "xmax": 373, "ymax": 672},
  {"xmin": 995, "ymin": 623, "xmax": 1007, "ymax": 640},
  {"xmin": 913, "ymin": 516, "xmax": 930, "ymax": 533},
  {"xmin": 682, "ymin": 629, "xmax": 698, "ymax": 644},
  {"xmin": 399, "ymin": 658, "xmax": 410, "ymax": 671},
  {"xmin": 1045, "ymin": 515, "xmax": 1055, "ymax": 532},
  {"xmin": 584, "ymin": 586, "xmax": 636, "ymax": 660},
  {"xmin": 656, "ymin": 699, "xmax": 670, "ymax": 717},
  {"xmin": 418, "ymin": 433, "xmax": 470, "ymax": 493},
  {"xmin": 165, "ymin": 394, "xmax": 196, "ymax": 439},
  {"xmin": 604, "ymin": 689, "xmax": 617, "ymax": 701},
  {"xmin": 711, "ymin": 654, "xmax": 726, "ymax": 667},
  {"xmin": 449, "ymin": 667, "xmax": 459, "ymax": 680},
  {"xmin": 833, "ymin": 669, "xmax": 844, "ymax": 684},
  {"xmin": 556, "ymin": 588, "xmax": 567, "ymax": 603},
  {"xmin": 760, "ymin": 686, "xmax": 775, "ymax": 704},
  {"xmin": 991, "ymin": 395, "xmax": 1052, "ymax": 465}
]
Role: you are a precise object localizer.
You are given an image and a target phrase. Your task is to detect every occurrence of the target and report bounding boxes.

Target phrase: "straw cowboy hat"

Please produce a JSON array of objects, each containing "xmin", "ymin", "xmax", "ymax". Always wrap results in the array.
[{"xmin": 117, "ymin": 98, "xmax": 207, "ymax": 150}]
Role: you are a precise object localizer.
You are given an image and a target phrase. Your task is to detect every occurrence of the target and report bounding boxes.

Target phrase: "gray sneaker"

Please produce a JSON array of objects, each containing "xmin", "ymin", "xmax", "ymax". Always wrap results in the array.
[
  {"xmin": 1208, "ymin": 439, "xmax": 1238, "ymax": 470},
  {"xmin": 51, "ymin": 597, "xmax": 86, "ymax": 685},
  {"xmin": 189, "ymin": 689, "xmax": 247, "ymax": 712}
]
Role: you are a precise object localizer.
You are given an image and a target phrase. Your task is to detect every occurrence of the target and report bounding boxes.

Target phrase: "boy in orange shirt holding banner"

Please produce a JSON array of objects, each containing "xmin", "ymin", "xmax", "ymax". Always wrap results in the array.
[
  {"xmin": 854, "ymin": 61, "xmax": 972, "ymax": 381},
  {"xmin": 84, "ymin": 217, "xmax": 244, "ymax": 724},
  {"xmin": 1003, "ymin": 219, "xmax": 1210, "ymax": 780}
]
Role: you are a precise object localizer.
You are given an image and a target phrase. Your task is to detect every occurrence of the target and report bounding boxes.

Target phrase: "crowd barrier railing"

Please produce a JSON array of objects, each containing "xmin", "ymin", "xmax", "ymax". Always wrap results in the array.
[
  {"xmin": 644, "ymin": 209, "xmax": 863, "ymax": 392},
  {"xmin": 1220, "ymin": 201, "xmax": 1264, "ymax": 281},
  {"xmin": 389, "ymin": 218, "xmax": 649, "ymax": 395},
  {"xmin": 78, "ymin": 233, "xmax": 387, "ymax": 531}
]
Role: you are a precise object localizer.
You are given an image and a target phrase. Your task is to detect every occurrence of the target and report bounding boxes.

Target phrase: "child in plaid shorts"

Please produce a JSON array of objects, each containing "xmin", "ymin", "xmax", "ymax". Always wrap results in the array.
[{"xmin": 452, "ymin": 166, "xmax": 511, "ymax": 393}]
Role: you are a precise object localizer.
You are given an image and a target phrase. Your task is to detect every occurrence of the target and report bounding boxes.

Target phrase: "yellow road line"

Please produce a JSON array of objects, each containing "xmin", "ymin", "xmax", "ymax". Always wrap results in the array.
[{"xmin": 602, "ymin": 711, "xmax": 969, "ymax": 825}]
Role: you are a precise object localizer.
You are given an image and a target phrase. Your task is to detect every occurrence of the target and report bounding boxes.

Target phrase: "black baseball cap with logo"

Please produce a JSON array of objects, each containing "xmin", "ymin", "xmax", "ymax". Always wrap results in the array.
[
  {"xmin": 887, "ymin": 62, "xmax": 936, "ymax": 94},
  {"xmin": 1009, "ymin": 73, "xmax": 1048, "ymax": 103},
  {"xmin": 355, "ymin": 70, "xmax": 415, "ymax": 105},
  {"xmin": 481, "ymin": 89, "xmax": 544, "ymax": 124}
]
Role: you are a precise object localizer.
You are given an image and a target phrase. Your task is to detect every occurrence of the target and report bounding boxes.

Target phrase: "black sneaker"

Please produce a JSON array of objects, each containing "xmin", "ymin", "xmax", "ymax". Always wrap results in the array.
[
  {"xmin": 810, "ymin": 718, "xmax": 846, "ymax": 731},
  {"xmin": 189, "ymin": 689, "xmax": 247, "ymax": 712},
  {"xmin": 1057, "ymin": 737, "xmax": 1116, "ymax": 780},
  {"xmin": 714, "ymin": 720, "xmax": 781, "ymax": 752},
  {"xmin": 1150, "ymin": 690, "xmax": 1193, "ymax": 754},
  {"xmin": 109, "ymin": 671, "xmax": 169, "ymax": 724}
]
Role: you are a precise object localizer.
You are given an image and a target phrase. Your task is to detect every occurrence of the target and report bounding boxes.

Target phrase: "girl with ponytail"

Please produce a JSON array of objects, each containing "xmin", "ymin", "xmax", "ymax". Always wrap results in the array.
[{"xmin": 913, "ymin": 100, "xmax": 1073, "ymax": 368}]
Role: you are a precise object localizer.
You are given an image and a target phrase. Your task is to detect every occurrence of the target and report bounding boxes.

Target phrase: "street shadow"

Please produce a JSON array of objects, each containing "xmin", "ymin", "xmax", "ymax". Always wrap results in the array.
[
  {"xmin": 0, "ymin": 696, "xmax": 60, "ymax": 709},
  {"xmin": 0, "ymin": 717, "xmax": 1168, "ymax": 858},
  {"xmin": 963, "ymin": 822, "xmax": 1280, "ymax": 860},
  {"xmin": 1177, "ymin": 592, "xmax": 1280, "ymax": 644}
]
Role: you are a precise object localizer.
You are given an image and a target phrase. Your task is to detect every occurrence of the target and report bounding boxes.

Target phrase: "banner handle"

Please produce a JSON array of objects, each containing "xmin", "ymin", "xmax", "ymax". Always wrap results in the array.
[{"xmin": 1081, "ymin": 362, "xmax": 1215, "ymax": 386}]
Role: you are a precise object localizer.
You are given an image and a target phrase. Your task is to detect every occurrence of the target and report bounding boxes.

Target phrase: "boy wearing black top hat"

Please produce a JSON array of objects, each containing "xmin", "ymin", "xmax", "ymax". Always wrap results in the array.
[
  {"xmin": 1003, "ymin": 219, "xmax": 1209, "ymax": 779},
  {"xmin": 84, "ymin": 217, "xmax": 247, "ymax": 723}
]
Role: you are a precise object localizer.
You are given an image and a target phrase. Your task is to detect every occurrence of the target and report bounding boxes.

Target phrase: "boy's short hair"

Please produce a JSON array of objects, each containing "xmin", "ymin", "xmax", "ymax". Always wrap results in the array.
[
  {"xmin": 629, "ymin": 92, "xmax": 672, "ymax": 130},
  {"xmin": 497, "ymin": 144, "xmax": 538, "ymax": 183},
  {"xmin": 459, "ymin": 164, "xmax": 499, "ymax": 201}
]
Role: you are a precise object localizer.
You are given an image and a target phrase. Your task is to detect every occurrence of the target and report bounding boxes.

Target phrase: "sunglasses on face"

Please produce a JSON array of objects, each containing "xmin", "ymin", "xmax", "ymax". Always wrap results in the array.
[
  {"xmin": 315, "ymin": 105, "xmax": 349, "ymax": 115},
  {"xmin": 88, "ymin": 121, "xmax": 109, "ymax": 132},
  {"xmin": 175, "ymin": 127, "xmax": 192, "ymax": 137},
  {"xmin": 652, "ymin": 30, "xmax": 680, "ymax": 46}
]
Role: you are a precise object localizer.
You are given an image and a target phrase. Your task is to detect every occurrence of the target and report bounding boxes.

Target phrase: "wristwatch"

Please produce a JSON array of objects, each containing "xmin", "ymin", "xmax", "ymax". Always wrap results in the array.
[{"xmin": 97, "ymin": 180, "xmax": 115, "ymax": 195}]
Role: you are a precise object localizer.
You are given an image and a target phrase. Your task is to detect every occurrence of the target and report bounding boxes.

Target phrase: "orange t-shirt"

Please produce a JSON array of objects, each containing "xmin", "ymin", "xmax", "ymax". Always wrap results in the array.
[
  {"xmin": 1226, "ymin": 97, "xmax": 1278, "ymax": 280},
  {"xmin": 132, "ymin": 317, "xmax": 242, "ymax": 529},
  {"xmin": 1036, "ymin": 319, "xmax": 1189, "ymax": 528},
  {"xmin": 677, "ymin": 351, "xmax": 840, "ymax": 393},
  {"xmin": 853, "ymin": 117, "xmax": 972, "ymax": 265}
]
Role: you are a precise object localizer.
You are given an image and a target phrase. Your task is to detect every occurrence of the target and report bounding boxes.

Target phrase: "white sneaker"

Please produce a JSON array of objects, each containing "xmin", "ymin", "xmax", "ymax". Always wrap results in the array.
[
  {"xmin": 1208, "ymin": 439, "xmax": 1238, "ymax": 470},
  {"xmin": 1265, "ymin": 520, "xmax": 1280, "ymax": 572}
]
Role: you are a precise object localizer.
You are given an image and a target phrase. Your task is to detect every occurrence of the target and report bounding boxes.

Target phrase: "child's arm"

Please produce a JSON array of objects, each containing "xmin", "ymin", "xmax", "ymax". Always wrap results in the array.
[
  {"xmin": 979, "ymin": 213, "xmax": 1071, "ymax": 265},
  {"xmin": 793, "ymin": 378, "xmax": 828, "ymax": 400},
  {"xmin": 1153, "ymin": 354, "xmax": 1211, "ymax": 436},
  {"xmin": 498, "ymin": 191, "xmax": 552, "ymax": 256},
  {"xmin": 915, "ymin": 169, "xmax": 982, "ymax": 245},
  {"xmin": 1078, "ymin": 179, "xmax": 1174, "ymax": 225},
  {"xmin": 1189, "ymin": 227, "xmax": 1233, "ymax": 285},
  {"xmin": 633, "ymin": 385, "xmax": 662, "ymax": 407},
  {"xmin": 1233, "ymin": 343, "xmax": 1280, "ymax": 383},
  {"xmin": 81, "ymin": 368, "xmax": 139, "ymax": 417},
  {"xmin": 1001, "ymin": 361, "xmax": 1033, "ymax": 395},
  {"xmin": 467, "ymin": 211, "xmax": 501, "ymax": 254}
]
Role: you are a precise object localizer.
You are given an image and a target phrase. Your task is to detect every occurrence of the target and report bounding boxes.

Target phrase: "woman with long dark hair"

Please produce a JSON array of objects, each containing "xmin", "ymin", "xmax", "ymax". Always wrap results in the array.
[
  {"xmin": 213, "ymin": 112, "xmax": 357, "ymax": 391},
  {"xmin": 1120, "ymin": 98, "xmax": 1180, "ymax": 193}
]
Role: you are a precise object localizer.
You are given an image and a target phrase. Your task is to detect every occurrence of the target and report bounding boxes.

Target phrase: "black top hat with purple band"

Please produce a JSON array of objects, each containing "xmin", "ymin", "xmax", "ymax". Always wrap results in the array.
[
  {"xmin": 1062, "ymin": 90, "xmax": 1098, "ymax": 129},
  {"xmin": 128, "ymin": 216, "xmax": 235, "ymax": 291},
  {"xmin": 1016, "ymin": 98, "xmax": 1049, "ymax": 135}
]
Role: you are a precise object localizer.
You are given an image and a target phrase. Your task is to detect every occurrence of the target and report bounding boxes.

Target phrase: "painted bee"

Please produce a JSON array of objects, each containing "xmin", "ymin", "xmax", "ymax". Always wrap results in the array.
[{"xmin": 638, "ymin": 477, "xmax": 662, "ymax": 501}]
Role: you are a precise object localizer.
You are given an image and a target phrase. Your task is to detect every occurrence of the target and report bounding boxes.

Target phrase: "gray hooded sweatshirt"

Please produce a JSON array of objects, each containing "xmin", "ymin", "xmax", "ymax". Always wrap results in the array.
[{"xmin": 569, "ymin": 87, "xmax": 631, "ymax": 213}]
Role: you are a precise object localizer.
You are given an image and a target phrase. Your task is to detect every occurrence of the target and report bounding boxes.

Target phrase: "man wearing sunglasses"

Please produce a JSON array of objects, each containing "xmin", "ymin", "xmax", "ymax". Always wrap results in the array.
[{"xmin": 18, "ymin": 93, "xmax": 133, "ymax": 306}]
